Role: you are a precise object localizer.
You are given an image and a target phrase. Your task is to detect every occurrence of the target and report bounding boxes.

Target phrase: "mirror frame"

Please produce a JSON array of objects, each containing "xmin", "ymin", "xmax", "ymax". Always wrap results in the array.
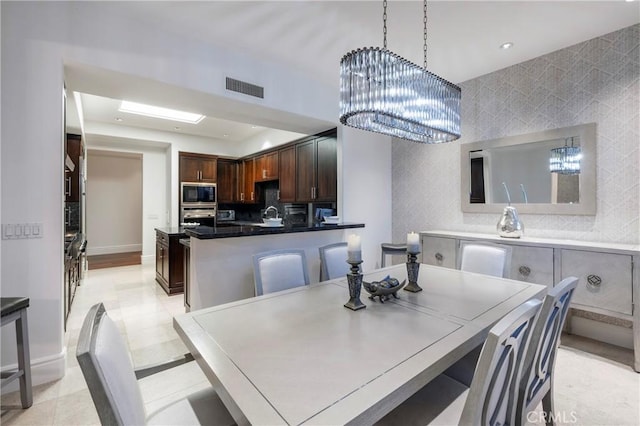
[{"xmin": 461, "ymin": 123, "xmax": 596, "ymax": 215}]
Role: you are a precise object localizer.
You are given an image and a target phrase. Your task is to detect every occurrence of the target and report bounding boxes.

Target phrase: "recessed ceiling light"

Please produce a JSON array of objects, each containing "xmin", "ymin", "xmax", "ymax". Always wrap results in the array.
[
  {"xmin": 251, "ymin": 125, "xmax": 259, "ymax": 129},
  {"xmin": 500, "ymin": 42, "xmax": 514, "ymax": 50},
  {"xmin": 223, "ymin": 134, "xmax": 229, "ymax": 137},
  {"xmin": 119, "ymin": 101, "xmax": 205, "ymax": 124},
  {"xmin": 115, "ymin": 117, "xmax": 123, "ymax": 122}
]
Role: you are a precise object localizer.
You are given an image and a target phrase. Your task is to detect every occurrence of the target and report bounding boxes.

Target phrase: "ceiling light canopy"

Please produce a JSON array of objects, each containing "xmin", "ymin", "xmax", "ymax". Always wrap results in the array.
[
  {"xmin": 339, "ymin": 0, "xmax": 461, "ymax": 143},
  {"xmin": 500, "ymin": 42, "xmax": 514, "ymax": 50},
  {"xmin": 119, "ymin": 101, "xmax": 205, "ymax": 124}
]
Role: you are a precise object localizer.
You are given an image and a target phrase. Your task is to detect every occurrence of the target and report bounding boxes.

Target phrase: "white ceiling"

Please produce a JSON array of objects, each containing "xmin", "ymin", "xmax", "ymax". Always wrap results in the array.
[{"xmin": 70, "ymin": 1, "xmax": 639, "ymax": 144}]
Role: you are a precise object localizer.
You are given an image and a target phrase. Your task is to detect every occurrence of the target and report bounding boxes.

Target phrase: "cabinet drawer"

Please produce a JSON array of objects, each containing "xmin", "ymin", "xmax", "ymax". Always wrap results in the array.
[
  {"xmin": 510, "ymin": 245, "xmax": 554, "ymax": 287},
  {"xmin": 156, "ymin": 231, "xmax": 169, "ymax": 246},
  {"xmin": 561, "ymin": 249, "xmax": 632, "ymax": 316},
  {"xmin": 421, "ymin": 236, "xmax": 456, "ymax": 268}
]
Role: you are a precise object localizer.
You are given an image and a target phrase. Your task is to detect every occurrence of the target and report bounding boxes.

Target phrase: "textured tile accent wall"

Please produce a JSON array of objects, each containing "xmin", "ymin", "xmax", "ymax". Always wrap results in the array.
[{"xmin": 393, "ymin": 24, "xmax": 639, "ymax": 245}]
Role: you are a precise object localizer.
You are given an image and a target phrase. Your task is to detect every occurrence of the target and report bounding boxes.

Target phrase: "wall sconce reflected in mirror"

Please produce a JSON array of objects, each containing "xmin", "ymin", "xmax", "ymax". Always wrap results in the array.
[{"xmin": 550, "ymin": 137, "xmax": 581, "ymax": 175}]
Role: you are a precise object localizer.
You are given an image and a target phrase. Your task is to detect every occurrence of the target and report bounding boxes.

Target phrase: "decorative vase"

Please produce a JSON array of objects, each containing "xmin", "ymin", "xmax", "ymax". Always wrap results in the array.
[{"xmin": 497, "ymin": 206, "xmax": 524, "ymax": 238}]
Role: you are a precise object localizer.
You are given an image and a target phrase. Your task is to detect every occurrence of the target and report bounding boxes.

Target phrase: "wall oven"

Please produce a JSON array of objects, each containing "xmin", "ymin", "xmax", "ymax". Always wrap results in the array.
[{"xmin": 181, "ymin": 182, "xmax": 217, "ymax": 207}]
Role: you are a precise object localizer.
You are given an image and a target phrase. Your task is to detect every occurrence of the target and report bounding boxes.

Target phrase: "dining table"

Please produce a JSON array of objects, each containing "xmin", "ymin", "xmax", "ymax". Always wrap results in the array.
[{"xmin": 173, "ymin": 263, "xmax": 546, "ymax": 425}]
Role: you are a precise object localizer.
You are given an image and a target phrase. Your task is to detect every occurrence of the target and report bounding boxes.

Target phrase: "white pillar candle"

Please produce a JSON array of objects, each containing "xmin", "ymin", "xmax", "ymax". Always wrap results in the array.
[
  {"xmin": 407, "ymin": 232, "xmax": 420, "ymax": 253},
  {"xmin": 347, "ymin": 234, "xmax": 362, "ymax": 262}
]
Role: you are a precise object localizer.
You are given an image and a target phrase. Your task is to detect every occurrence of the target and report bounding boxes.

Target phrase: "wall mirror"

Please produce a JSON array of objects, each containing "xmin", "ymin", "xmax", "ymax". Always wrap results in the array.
[{"xmin": 461, "ymin": 123, "xmax": 596, "ymax": 215}]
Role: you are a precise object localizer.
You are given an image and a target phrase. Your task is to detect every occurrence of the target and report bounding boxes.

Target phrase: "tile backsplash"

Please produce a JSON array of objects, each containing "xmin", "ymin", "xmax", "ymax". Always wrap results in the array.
[{"xmin": 393, "ymin": 24, "xmax": 639, "ymax": 245}]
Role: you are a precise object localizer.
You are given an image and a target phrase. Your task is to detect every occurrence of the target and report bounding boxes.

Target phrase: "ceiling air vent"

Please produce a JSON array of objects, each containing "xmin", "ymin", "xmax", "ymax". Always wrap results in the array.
[{"xmin": 226, "ymin": 77, "xmax": 264, "ymax": 99}]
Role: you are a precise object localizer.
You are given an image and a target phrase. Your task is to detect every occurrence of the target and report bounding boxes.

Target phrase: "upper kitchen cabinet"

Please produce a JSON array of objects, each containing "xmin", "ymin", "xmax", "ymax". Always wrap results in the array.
[
  {"xmin": 295, "ymin": 131, "xmax": 337, "ymax": 203},
  {"xmin": 255, "ymin": 151, "xmax": 279, "ymax": 182},
  {"xmin": 179, "ymin": 152, "xmax": 217, "ymax": 183},
  {"xmin": 216, "ymin": 158, "xmax": 238, "ymax": 203},
  {"xmin": 240, "ymin": 157, "xmax": 259, "ymax": 203},
  {"xmin": 278, "ymin": 146, "xmax": 296, "ymax": 203},
  {"xmin": 65, "ymin": 133, "xmax": 82, "ymax": 203}
]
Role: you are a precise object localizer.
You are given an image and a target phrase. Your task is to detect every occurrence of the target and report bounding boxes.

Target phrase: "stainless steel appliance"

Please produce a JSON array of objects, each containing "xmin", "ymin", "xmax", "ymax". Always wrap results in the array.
[
  {"xmin": 181, "ymin": 182, "xmax": 217, "ymax": 207},
  {"xmin": 217, "ymin": 209, "xmax": 235, "ymax": 222},
  {"xmin": 284, "ymin": 204, "xmax": 307, "ymax": 225},
  {"xmin": 181, "ymin": 207, "xmax": 217, "ymax": 221}
]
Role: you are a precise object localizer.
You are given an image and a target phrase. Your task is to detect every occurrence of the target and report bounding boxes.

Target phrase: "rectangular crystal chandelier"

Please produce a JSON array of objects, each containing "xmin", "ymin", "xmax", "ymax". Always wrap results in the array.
[
  {"xmin": 340, "ymin": 48, "xmax": 461, "ymax": 143},
  {"xmin": 549, "ymin": 137, "xmax": 581, "ymax": 174},
  {"xmin": 339, "ymin": 0, "xmax": 461, "ymax": 144}
]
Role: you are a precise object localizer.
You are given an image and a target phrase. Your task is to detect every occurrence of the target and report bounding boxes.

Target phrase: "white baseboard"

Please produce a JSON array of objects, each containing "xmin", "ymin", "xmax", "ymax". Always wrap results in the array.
[
  {"xmin": 86, "ymin": 244, "xmax": 142, "ymax": 256},
  {"xmin": 141, "ymin": 254, "xmax": 155, "ymax": 264},
  {"xmin": 0, "ymin": 349, "xmax": 66, "ymax": 393}
]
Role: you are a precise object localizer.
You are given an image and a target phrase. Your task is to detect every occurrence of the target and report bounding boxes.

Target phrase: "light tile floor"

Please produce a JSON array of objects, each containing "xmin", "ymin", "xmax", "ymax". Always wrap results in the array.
[{"xmin": 1, "ymin": 263, "xmax": 639, "ymax": 425}]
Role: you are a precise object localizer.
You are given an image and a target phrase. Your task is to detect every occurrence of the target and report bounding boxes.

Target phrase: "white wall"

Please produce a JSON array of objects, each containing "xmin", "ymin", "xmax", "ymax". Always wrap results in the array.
[
  {"xmin": 86, "ymin": 151, "xmax": 142, "ymax": 256},
  {"xmin": 1, "ymin": 1, "xmax": 360, "ymax": 386},
  {"xmin": 392, "ymin": 25, "xmax": 639, "ymax": 245},
  {"xmin": 340, "ymin": 127, "xmax": 393, "ymax": 271}
]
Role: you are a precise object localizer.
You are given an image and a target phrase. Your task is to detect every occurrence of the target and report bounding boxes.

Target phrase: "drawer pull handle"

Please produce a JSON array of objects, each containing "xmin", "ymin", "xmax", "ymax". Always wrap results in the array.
[
  {"xmin": 586, "ymin": 274, "xmax": 602, "ymax": 289},
  {"xmin": 435, "ymin": 253, "xmax": 443, "ymax": 263},
  {"xmin": 518, "ymin": 266, "xmax": 531, "ymax": 277}
]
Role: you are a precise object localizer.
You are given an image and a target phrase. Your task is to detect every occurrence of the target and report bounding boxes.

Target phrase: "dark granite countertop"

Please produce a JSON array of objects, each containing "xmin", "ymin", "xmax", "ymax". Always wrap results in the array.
[
  {"xmin": 155, "ymin": 227, "xmax": 188, "ymax": 237},
  {"xmin": 184, "ymin": 222, "xmax": 365, "ymax": 240}
]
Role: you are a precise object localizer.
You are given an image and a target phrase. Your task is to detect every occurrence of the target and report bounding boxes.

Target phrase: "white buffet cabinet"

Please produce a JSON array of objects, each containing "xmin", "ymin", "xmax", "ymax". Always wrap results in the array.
[{"xmin": 420, "ymin": 230, "xmax": 640, "ymax": 372}]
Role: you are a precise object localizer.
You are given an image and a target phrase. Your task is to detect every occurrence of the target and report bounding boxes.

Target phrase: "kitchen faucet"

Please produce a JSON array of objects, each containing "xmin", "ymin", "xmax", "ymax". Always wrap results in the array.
[{"xmin": 264, "ymin": 205, "xmax": 279, "ymax": 219}]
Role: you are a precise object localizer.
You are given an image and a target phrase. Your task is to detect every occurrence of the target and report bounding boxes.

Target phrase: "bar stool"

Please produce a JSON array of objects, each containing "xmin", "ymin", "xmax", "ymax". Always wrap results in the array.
[
  {"xmin": 1, "ymin": 297, "xmax": 33, "ymax": 408},
  {"xmin": 380, "ymin": 243, "xmax": 407, "ymax": 267}
]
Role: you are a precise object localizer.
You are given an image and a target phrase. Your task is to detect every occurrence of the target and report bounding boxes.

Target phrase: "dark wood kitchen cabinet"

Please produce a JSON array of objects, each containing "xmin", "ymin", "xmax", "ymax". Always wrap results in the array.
[
  {"xmin": 255, "ymin": 151, "xmax": 279, "ymax": 182},
  {"xmin": 295, "ymin": 133, "xmax": 337, "ymax": 203},
  {"xmin": 216, "ymin": 158, "xmax": 238, "ymax": 203},
  {"xmin": 179, "ymin": 152, "xmax": 217, "ymax": 183},
  {"xmin": 239, "ymin": 158, "xmax": 259, "ymax": 203},
  {"xmin": 65, "ymin": 133, "xmax": 82, "ymax": 203},
  {"xmin": 278, "ymin": 146, "xmax": 296, "ymax": 202},
  {"xmin": 155, "ymin": 229, "xmax": 185, "ymax": 295}
]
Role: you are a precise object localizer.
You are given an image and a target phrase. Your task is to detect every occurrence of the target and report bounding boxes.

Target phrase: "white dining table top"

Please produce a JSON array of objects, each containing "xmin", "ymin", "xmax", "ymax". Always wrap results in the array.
[{"xmin": 173, "ymin": 264, "xmax": 546, "ymax": 425}]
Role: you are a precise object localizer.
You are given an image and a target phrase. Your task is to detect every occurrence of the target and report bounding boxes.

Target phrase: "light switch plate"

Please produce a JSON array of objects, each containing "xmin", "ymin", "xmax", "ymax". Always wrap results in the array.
[{"xmin": 3, "ymin": 224, "xmax": 15, "ymax": 239}]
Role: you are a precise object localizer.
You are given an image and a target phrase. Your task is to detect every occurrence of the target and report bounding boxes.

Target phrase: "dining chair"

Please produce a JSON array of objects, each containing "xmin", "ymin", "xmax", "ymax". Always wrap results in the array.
[
  {"xmin": 76, "ymin": 303, "xmax": 234, "ymax": 426},
  {"xmin": 515, "ymin": 276, "xmax": 578, "ymax": 425},
  {"xmin": 458, "ymin": 241, "xmax": 513, "ymax": 278},
  {"xmin": 319, "ymin": 242, "xmax": 349, "ymax": 281},
  {"xmin": 377, "ymin": 298, "xmax": 542, "ymax": 426},
  {"xmin": 252, "ymin": 249, "xmax": 309, "ymax": 296}
]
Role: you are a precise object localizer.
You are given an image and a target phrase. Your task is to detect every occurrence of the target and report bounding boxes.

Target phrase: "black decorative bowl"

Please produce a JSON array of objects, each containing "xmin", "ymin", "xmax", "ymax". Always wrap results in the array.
[{"xmin": 362, "ymin": 276, "xmax": 406, "ymax": 303}]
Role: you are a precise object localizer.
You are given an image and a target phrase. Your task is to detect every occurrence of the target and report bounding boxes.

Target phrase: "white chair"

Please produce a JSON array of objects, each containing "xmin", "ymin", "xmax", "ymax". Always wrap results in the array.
[
  {"xmin": 458, "ymin": 241, "xmax": 513, "ymax": 278},
  {"xmin": 76, "ymin": 303, "xmax": 234, "ymax": 426},
  {"xmin": 377, "ymin": 299, "xmax": 542, "ymax": 426},
  {"xmin": 515, "ymin": 276, "xmax": 578, "ymax": 425},
  {"xmin": 319, "ymin": 242, "xmax": 349, "ymax": 281},
  {"xmin": 252, "ymin": 249, "xmax": 309, "ymax": 296}
]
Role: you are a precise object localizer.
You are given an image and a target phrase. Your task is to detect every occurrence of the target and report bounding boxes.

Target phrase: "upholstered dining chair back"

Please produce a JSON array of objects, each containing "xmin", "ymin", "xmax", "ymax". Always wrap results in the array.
[
  {"xmin": 458, "ymin": 241, "xmax": 513, "ymax": 278},
  {"xmin": 319, "ymin": 242, "xmax": 349, "ymax": 281},
  {"xmin": 76, "ymin": 303, "xmax": 146, "ymax": 426},
  {"xmin": 460, "ymin": 299, "xmax": 542, "ymax": 426},
  {"xmin": 515, "ymin": 276, "xmax": 578, "ymax": 425},
  {"xmin": 253, "ymin": 249, "xmax": 310, "ymax": 296}
]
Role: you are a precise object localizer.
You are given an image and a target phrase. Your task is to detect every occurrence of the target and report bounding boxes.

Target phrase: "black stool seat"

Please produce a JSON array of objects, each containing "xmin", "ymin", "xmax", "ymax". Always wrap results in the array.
[
  {"xmin": 380, "ymin": 243, "xmax": 408, "ymax": 267},
  {"xmin": 381, "ymin": 243, "xmax": 408, "ymax": 253},
  {"xmin": 1, "ymin": 297, "xmax": 30, "ymax": 317},
  {"xmin": 1, "ymin": 296, "xmax": 32, "ymax": 408}
]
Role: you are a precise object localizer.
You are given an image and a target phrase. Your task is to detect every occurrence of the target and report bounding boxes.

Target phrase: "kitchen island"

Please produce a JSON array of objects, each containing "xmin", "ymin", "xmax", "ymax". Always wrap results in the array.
[{"xmin": 184, "ymin": 222, "xmax": 364, "ymax": 310}]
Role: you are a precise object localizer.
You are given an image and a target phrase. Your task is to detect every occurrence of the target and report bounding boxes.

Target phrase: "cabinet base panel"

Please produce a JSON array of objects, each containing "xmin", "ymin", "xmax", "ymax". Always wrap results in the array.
[{"xmin": 155, "ymin": 277, "xmax": 184, "ymax": 295}]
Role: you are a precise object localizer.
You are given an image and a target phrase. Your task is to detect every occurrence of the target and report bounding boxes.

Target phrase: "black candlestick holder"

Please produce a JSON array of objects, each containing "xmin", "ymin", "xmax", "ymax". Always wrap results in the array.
[
  {"xmin": 344, "ymin": 260, "xmax": 366, "ymax": 311},
  {"xmin": 404, "ymin": 251, "xmax": 422, "ymax": 292}
]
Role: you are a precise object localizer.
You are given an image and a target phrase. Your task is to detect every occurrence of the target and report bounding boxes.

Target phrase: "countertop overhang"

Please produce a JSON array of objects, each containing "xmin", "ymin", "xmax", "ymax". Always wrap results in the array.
[{"xmin": 184, "ymin": 222, "xmax": 365, "ymax": 240}]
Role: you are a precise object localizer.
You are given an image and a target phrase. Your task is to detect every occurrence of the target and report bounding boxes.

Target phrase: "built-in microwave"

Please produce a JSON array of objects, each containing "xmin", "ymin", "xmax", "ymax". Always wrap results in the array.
[{"xmin": 181, "ymin": 182, "xmax": 217, "ymax": 207}]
